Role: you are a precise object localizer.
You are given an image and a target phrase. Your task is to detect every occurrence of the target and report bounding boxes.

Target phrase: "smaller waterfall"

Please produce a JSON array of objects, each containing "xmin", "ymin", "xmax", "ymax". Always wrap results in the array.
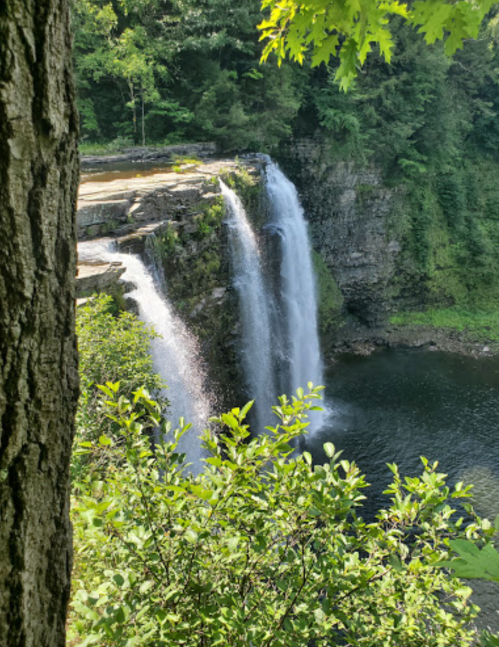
[
  {"xmin": 264, "ymin": 159, "xmax": 324, "ymax": 432},
  {"xmin": 220, "ymin": 181, "xmax": 276, "ymax": 432},
  {"xmin": 78, "ymin": 240, "xmax": 210, "ymax": 471}
]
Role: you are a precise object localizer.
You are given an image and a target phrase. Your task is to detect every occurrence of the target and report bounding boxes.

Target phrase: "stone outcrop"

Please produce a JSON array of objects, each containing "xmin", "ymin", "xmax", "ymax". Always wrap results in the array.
[
  {"xmin": 77, "ymin": 159, "xmax": 243, "ymax": 240},
  {"xmin": 76, "ymin": 260, "xmax": 126, "ymax": 297},
  {"xmin": 76, "ymin": 157, "xmax": 262, "ymax": 409}
]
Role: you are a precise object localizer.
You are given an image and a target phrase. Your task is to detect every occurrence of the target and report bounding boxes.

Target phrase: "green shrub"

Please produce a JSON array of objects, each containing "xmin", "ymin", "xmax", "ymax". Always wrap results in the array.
[
  {"xmin": 75, "ymin": 295, "xmax": 167, "ymax": 478},
  {"xmin": 149, "ymin": 223, "xmax": 178, "ymax": 259},
  {"xmin": 70, "ymin": 384, "xmax": 490, "ymax": 647},
  {"xmin": 389, "ymin": 306, "xmax": 499, "ymax": 343}
]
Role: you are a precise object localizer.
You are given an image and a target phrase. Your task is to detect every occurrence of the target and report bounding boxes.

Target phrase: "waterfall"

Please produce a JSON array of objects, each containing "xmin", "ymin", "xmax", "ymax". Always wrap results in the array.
[
  {"xmin": 78, "ymin": 240, "xmax": 210, "ymax": 471},
  {"xmin": 263, "ymin": 159, "xmax": 324, "ymax": 432},
  {"xmin": 219, "ymin": 181, "xmax": 276, "ymax": 432}
]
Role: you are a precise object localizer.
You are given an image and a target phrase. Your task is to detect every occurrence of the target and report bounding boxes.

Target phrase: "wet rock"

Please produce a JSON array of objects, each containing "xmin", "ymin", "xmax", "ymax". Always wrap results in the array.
[
  {"xmin": 76, "ymin": 260, "xmax": 126, "ymax": 297},
  {"xmin": 76, "ymin": 296, "xmax": 95, "ymax": 307},
  {"xmin": 211, "ymin": 287, "xmax": 226, "ymax": 301},
  {"xmin": 77, "ymin": 199, "xmax": 131, "ymax": 237},
  {"xmin": 124, "ymin": 296, "xmax": 140, "ymax": 316},
  {"xmin": 117, "ymin": 221, "xmax": 169, "ymax": 255}
]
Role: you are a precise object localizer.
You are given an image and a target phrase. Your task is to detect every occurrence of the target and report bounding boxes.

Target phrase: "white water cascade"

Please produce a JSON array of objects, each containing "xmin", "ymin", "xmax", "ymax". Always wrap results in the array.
[
  {"xmin": 264, "ymin": 159, "xmax": 324, "ymax": 432},
  {"xmin": 220, "ymin": 181, "xmax": 276, "ymax": 432},
  {"xmin": 78, "ymin": 240, "xmax": 210, "ymax": 471}
]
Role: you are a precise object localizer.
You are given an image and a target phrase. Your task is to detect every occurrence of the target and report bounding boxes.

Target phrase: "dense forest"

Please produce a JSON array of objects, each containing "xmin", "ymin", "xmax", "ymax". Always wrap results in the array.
[
  {"xmin": 73, "ymin": 0, "xmax": 499, "ymax": 319},
  {"xmin": 73, "ymin": 0, "xmax": 499, "ymax": 162}
]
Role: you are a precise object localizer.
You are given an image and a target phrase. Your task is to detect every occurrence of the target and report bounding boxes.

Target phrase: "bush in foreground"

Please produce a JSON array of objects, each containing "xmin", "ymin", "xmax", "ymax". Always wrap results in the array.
[{"xmin": 70, "ymin": 384, "xmax": 493, "ymax": 647}]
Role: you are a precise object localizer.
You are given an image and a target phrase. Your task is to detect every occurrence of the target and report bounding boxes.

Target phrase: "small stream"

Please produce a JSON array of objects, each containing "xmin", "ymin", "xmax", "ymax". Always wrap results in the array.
[
  {"xmin": 304, "ymin": 348, "xmax": 499, "ymax": 631},
  {"xmin": 80, "ymin": 161, "xmax": 174, "ymax": 183}
]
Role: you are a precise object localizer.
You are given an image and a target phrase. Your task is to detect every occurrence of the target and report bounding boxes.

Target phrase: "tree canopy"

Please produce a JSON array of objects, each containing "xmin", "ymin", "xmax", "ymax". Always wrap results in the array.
[{"xmin": 259, "ymin": 0, "xmax": 499, "ymax": 89}]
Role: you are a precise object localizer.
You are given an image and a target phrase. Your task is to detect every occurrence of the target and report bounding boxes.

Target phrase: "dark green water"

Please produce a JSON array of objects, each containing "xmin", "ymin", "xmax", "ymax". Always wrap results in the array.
[{"xmin": 304, "ymin": 348, "xmax": 499, "ymax": 631}]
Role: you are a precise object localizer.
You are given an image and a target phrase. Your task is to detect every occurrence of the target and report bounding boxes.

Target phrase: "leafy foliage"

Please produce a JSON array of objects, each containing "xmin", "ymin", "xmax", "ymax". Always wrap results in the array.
[
  {"xmin": 71, "ymin": 0, "xmax": 305, "ymax": 149},
  {"xmin": 390, "ymin": 306, "xmax": 499, "ymax": 343},
  {"xmin": 71, "ymin": 0, "xmax": 499, "ymax": 175},
  {"xmin": 75, "ymin": 295, "xmax": 166, "ymax": 477},
  {"xmin": 72, "ymin": 0, "xmax": 191, "ymax": 144},
  {"xmin": 442, "ymin": 535, "xmax": 499, "ymax": 581},
  {"xmin": 258, "ymin": 0, "xmax": 498, "ymax": 89},
  {"xmin": 70, "ymin": 384, "xmax": 492, "ymax": 647}
]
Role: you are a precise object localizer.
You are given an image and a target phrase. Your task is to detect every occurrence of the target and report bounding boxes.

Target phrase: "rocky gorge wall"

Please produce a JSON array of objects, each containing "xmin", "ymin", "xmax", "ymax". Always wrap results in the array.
[
  {"xmin": 277, "ymin": 138, "xmax": 499, "ymax": 357},
  {"xmin": 278, "ymin": 139, "xmax": 399, "ymax": 326},
  {"xmin": 76, "ymin": 142, "xmax": 499, "ymax": 423}
]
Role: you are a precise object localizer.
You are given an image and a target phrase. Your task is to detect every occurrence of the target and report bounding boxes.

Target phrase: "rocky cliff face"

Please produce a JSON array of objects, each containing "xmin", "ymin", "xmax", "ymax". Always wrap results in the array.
[
  {"xmin": 278, "ymin": 138, "xmax": 499, "ymax": 357},
  {"xmin": 278, "ymin": 139, "xmax": 401, "ymax": 328}
]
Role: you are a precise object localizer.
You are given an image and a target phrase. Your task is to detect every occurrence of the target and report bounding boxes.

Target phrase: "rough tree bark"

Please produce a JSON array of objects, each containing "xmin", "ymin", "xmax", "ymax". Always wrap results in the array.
[{"xmin": 0, "ymin": 1, "xmax": 79, "ymax": 646}]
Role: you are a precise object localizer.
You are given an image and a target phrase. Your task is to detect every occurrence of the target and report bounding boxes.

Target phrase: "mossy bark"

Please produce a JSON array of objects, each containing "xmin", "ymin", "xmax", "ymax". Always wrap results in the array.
[{"xmin": 0, "ymin": 2, "xmax": 79, "ymax": 646}]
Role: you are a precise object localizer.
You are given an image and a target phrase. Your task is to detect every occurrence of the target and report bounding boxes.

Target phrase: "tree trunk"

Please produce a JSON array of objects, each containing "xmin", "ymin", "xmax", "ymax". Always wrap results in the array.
[
  {"xmin": 141, "ymin": 91, "xmax": 146, "ymax": 147},
  {"xmin": 0, "ymin": 1, "xmax": 79, "ymax": 646},
  {"xmin": 128, "ymin": 81, "xmax": 137, "ymax": 144}
]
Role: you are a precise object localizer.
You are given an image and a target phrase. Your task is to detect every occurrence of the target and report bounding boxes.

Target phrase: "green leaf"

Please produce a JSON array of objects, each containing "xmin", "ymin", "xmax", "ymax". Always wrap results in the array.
[
  {"xmin": 185, "ymin": 529, "xmax": 198, "ymax": 543},
  {"xmin": 303, "ymin": 451, "xmax": 312, "ymax": 466},
  {"xmin": 388, "ymin": 553, "xmax": 403, "ymax": 572},
  {"xmin": 115, "ymin": 606, "xmax": 126, "ymax": 623},
  {"xmin": 323, "ymin": 442, "xmax": 335, "ymax": 458}
]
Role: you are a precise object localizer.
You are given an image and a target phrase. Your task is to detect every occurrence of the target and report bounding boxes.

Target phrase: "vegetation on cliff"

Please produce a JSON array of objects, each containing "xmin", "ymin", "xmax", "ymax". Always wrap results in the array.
[{"xmin": 312, "ymin": 250, "xmax": 344, "ymax": 344}]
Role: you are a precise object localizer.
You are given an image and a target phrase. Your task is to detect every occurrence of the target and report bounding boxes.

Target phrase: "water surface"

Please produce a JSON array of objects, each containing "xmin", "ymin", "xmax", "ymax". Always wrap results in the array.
[{"xmin": 80, "ymin": 161, "xmax": 173, "ymax": 184}]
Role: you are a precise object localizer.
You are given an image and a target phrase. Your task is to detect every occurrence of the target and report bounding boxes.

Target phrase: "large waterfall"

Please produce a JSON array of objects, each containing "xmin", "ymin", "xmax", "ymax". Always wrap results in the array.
[
  {"xmin": 78, "ymin": 240, "xmax": 210, "ymax": 470},
  {"xmin": 220, "ymin": 159, "xmax": 324, "ymax": 435},
  {"xmin": 220, "ymin": 181, "xmax": 276, "ymax": 432},
  {"xmin": 264, "ymin": 159, "xmax": 324, "ymax": 414},
  {"xmin": 79, "ymin": 157, "xmax": 323, "ymax": 458},
  {"xmin": 263, "ymin": 159, "xmax": 324, "ymax": 432}
]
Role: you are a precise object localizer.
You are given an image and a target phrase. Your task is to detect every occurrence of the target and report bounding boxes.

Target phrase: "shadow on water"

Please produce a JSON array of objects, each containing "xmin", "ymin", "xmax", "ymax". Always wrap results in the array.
[{"xmin": 304, "ymin": 348, "xmax": 499, "ymax": 632}]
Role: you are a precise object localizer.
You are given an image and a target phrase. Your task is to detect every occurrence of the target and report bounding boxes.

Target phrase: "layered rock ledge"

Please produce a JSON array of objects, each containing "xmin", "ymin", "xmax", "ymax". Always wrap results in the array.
[
  {"xmin": 77, "ymin": 159, "xmax": 250, "ymax": 241},
  {"xmin": 76, "ymin": 158, "xmax": 256, "ymax": 302}
]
